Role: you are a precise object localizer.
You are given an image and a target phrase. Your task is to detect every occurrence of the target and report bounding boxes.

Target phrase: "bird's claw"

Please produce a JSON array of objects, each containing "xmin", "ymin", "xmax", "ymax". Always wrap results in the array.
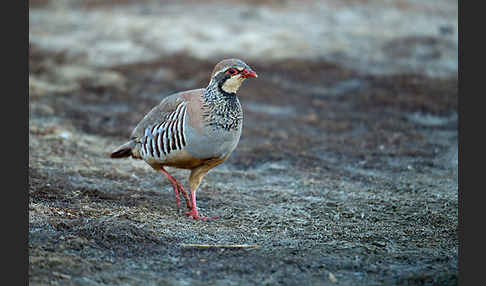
[{"xmin": 185, "ymin": 210, "xmax": 218, "ymax": 221}]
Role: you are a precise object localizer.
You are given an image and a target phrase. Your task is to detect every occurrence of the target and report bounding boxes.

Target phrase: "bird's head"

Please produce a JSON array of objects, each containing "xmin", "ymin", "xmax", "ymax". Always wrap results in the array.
[{"xmin": 209, "ymin": 59, "xmax": 258, "ymax": 94}]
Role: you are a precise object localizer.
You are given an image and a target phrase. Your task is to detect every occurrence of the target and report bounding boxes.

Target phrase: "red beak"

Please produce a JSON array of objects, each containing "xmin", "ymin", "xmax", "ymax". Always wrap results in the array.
[{"xmin": 240, "ymin": 68, "xmax": 258, "ymax": 78}]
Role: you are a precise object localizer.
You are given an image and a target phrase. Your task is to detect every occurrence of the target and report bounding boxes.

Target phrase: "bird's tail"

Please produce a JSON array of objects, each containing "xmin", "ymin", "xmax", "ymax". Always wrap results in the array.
[{"xmin": 110, "ymin": 140, "xmax": 136, "ymax": 158}]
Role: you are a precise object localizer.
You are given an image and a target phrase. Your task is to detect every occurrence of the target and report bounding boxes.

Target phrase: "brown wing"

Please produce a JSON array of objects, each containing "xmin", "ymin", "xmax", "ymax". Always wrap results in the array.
[{"xmin": 130, "ymin": 89, "xmax": 203, "ymax": 140}]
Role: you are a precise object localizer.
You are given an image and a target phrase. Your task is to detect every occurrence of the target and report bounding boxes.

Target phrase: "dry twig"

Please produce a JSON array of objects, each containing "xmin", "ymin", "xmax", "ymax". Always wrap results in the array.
[{"xmin": 180, "ymin": 243, "xmax": 260, "ymax": 249}]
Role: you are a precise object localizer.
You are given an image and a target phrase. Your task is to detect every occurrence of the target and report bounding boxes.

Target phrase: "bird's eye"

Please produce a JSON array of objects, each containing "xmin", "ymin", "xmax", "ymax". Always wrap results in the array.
[{"xmin": 226, "ymin": 68, "xmax": 237, "ymax": 75}]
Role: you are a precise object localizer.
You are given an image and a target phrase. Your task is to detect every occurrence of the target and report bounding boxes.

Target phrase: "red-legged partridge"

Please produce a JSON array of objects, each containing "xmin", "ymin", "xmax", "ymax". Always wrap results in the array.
[{"xmin": 110, "ymin": 59, "xmax": 258, "ymax": 220}]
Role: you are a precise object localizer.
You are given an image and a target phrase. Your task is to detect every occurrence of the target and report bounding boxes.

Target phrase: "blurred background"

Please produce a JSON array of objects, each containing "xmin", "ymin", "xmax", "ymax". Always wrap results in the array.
[
  {"xmin": 30, "ymin": 0, "xmax": 457, "ymax": 77},
  {"xmin": 29, "ymin": 0, "xmax": 458, "ymax": 285}
]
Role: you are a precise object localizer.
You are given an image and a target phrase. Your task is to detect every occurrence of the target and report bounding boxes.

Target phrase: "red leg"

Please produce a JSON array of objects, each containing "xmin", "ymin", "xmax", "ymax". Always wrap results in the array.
[
  {"xmin": 159, "ymin": 167, "xmax": 191, "ymax": 209},
  {"xmin": 174, "ymin": 180, "xmax": 192, "ymax": 210},
  {"xmin": 185, "ymin": 188, "xmax": 218, "ymax": 221}
]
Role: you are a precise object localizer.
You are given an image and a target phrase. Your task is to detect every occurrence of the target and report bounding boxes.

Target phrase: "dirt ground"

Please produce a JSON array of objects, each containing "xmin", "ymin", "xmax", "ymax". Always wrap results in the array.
[{"xmin": 29, "ymin": 1, "xmax": 458, "ymax": 285}]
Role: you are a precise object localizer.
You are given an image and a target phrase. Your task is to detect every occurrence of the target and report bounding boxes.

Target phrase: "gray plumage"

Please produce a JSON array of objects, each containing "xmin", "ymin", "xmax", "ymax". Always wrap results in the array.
[{"xmin": 110, "ymin": 58, "xmax": 258, "ymax": 220}]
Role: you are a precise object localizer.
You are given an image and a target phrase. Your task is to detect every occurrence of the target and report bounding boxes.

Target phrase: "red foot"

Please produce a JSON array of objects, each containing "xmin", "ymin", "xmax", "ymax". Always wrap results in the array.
[{"xmin": 185, "ymin": 209, "xmax": 218, "ymax": 221}]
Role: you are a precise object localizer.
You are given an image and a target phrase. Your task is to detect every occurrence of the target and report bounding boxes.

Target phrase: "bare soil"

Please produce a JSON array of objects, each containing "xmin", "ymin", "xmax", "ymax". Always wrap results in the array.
[{"xmin": 29, "ymin": 1, "xmax": 458, "ymax": 285}]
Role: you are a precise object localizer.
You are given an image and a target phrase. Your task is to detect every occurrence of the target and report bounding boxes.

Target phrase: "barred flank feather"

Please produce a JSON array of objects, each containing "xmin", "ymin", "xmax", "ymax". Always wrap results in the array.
[{"xmin": 139, "ymin": 102, "xmax": 188, "ymax": 161}]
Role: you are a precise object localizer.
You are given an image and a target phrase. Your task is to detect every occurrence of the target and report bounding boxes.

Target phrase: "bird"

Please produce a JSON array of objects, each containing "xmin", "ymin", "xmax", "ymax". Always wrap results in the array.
[{"xmin": 110, "ymin": 59, "xmax": 258, "ymax": 220}]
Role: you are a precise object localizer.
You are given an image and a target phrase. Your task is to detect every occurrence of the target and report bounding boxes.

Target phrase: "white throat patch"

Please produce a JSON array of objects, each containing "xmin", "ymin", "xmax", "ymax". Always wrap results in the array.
[{"xmin": 221, "ymin": 76, "xmax": 245, "ymax": 93}]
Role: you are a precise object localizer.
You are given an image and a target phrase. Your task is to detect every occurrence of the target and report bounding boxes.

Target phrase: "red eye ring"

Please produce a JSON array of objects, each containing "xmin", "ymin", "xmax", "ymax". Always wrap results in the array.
[{"xmin": 226, "ymin": 68, "xmax": 238, "ymax": 75}]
